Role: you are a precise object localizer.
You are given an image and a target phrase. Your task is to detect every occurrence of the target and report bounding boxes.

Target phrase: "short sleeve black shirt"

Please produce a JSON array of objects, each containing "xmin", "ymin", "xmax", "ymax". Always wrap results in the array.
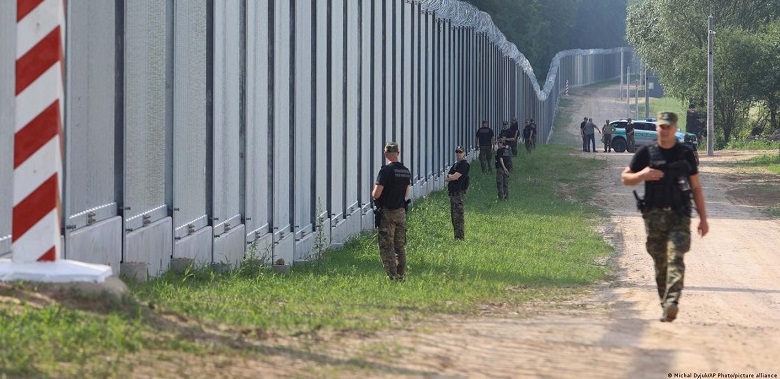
[
  {"xmin": 447, "ymin": 160, "xmax": 470, "ymax": 193},
  {"xmin": 375, "ymin": 162, "xmax": 411, "ymax": 209},
  {"xmin": 499, "ymin": 129, "xmax": 514, "ymax": 140},
  {"xmin": 476, "ymin": 127, "xmax": 494, "ymax": 147},
  {"xmin": 625, "ymin": 123, "xmax": 635, "ymax": 136}
]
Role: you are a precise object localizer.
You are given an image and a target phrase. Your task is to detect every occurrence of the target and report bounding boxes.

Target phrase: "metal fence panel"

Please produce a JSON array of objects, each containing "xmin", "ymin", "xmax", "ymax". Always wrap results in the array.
[
  {"xmin": 213, "ymin": 1, "xmax": 242, "ymax": 237},
  {"xmin": 424, "ymin": 11, "xmax": 433, "ymax": 178},
  {"xmin": 172, "ymin": 0, "xmax": 208, "ymax": 242},
  {"xmin": 294, "ymin": 0, "xmax": 314, "ymax": 241},
  {"xmin": 345, "ymin": 0, "xmax": 359, "ymax": 215},
  {"xmin": 402, "ymin": 3, "xmax": 413, "ymax": 182},
  {"xmin": 330, "ymin": 0, "xmax": 345, "ymax": 222},
  {"xmin": 245, "ymin": 2, "xmax": 271, "ymax": 243},
  {"xmin": 273, "ymin": 0, "xmax": 291, "ymax": 240},
  {"xmin": 371, "ymin": 0, "xmax": 384, "ymax": 187},
  {"xmin": 383, "ymin": 0, "xmax": 393, "ymax": 146},
  {"xmin": 124, "ymin": 0, "xmax": 170, "ymax": 232},
  {"xmin": 314, "ymin": 0, "xmax": 329, "ymax": 223},
  {"xmin": 410, "ymin": 3, "xmax": 421, "ymax": 182},
  {"xmin": 63, "ymin": 1, "xmax": 120, "ymax": 267},
  {"xmin": 0, "ymin": 0, "xmax": 14, "ymax": 257},
  {"xmin": 360, "ymin": 0, "xmax": 374, "ymax": 210},
  {"xmin": 391, "ymin": 0, "xmax": 401, "ymax": 146}
]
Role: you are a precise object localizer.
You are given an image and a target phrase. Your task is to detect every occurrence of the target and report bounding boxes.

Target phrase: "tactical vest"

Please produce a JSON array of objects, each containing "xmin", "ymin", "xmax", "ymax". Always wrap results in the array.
[{"xmin": 645, "ymin": 143, "xmax": 693, "ymax": 216}]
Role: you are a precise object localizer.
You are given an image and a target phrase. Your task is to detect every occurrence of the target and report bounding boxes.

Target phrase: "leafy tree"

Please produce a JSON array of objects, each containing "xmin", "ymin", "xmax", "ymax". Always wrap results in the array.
[
  {"xmin": 464, "ymin": 0, "xmax": 627, "ymax": 81},
  {"xmin": 627, "ymin": 0, "xmax": 780, "ymax": 144}
]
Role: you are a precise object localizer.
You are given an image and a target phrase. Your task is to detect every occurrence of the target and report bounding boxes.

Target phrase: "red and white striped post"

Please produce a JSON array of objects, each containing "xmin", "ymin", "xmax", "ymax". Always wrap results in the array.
[
  {"xmin": 565, "ymin": 80, "xmax": 569, "ymax": 96},
  {"xmin": 14, "ymin": 0, "xmax": 66, "ymax": 263},
  {"xmin": 0, "ymin": 0, "xmax": 111, "ymax": 282}
]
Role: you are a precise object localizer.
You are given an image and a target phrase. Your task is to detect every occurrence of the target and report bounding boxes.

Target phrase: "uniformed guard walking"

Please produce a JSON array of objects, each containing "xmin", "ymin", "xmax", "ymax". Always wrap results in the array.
[
  {"xmin": 444, "ymin": 146, "xmax": 470, "ymax": 239},
  {"xmin": 372, "ymin": 142, "xmax": 412, "ymax": 280},
  {"xmin": 621, "ymin": 112, "xmax": 709, "ymax": 322}
]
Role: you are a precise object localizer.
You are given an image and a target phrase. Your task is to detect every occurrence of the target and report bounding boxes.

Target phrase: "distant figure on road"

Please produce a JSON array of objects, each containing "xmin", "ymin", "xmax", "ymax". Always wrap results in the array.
[
  {"xmin": 602, "ymin": 120, "xmax": 615, "ymax": 152},
  {"xmin": 583, "ymin": 118, "xmax": 601, "ymax": 153},
  {"xmin": 580, "ymin": 117, "xmax": 588, "ymax": 151},
  {"xmin": 625, "ymin": 118, "xmax": 636, "ymax": 153},
  {"xmin": 621, "ymin": 112, "xmax": 709, "ymax": 323}
]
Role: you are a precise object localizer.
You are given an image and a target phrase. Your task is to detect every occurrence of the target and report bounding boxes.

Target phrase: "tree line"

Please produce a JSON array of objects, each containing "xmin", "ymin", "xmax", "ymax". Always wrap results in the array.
[
  {"xmin": 626, "ymin": 0, "xmax": 780, "ymax": 145},
  {"xmin": 463, "ymin": 0, "xmax": 628, "ymax": 82}
]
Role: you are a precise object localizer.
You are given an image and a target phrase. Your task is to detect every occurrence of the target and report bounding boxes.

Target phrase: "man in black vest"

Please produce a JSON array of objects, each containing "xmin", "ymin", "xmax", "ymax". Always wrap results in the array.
[
  {"xmin": 475, "ymin": 120, "xmax": 495, "ymax": 173},
  {"xmin": 506, "ymin": 118, "xmax": 520, "ymax": 156},
  {"xmin": 621, "ymin": 112, "xmax": 709, "ymax": 322},
  {"xmin": 372, "ymin": 142, "xmax": 412, "ymax": 280},
  {"xmin": 444, "ymin": 146, "xmax": 470, "ymax": 239},
  {"xmin": 625, "ymin": 118, "xmax": 636, "ymax": 153},
  {"xmin": 580, "ymin": 117, "xmax": 588, "ymax": 151}
]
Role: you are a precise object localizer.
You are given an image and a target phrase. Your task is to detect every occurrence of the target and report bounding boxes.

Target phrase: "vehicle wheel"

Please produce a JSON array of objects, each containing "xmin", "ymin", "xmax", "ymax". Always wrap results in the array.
[{"xmin": 612, "ymin": 138, "xmax": 627, "ymax": 153}]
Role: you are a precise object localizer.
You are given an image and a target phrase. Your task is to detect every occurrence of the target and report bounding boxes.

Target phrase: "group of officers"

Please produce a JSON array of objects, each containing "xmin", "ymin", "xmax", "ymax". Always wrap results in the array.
[{"xmin": 370, "ymin": 111, "xmax": 708, "ymax": 324}]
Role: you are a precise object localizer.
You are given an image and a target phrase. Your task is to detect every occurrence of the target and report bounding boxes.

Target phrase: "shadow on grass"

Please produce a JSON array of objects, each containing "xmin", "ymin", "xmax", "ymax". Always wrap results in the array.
[{"xmin": 2, "ymin": 279, "xmax": 440, "ymax": 378}]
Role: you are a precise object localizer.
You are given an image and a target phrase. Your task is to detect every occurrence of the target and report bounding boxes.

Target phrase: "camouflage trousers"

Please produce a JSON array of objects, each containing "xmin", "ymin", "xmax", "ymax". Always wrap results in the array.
[
  {"xmin": 378, "ymin": 208, "xmax": 407, "ymax": 279},
  {"xmin": 508, "ymin": 140, "xmax": 518, "ymax": 156},
  {"xmin": 643, "ymin": 208, "xmax": 691, "ymax": 307},
  {"xmin": 449, "ymin": 191, "xmax": 466, "ymax": 239},
  {"xmin": 603, "ymin": 134, "xmax": 612, "ymax": 152},
  {"xmin": 479, "ymin": 146, "xmax": 493, "ymax": 173},
  {"xmin": 495, "ymin": 170, "xmax": 509, "ymax": 199}
]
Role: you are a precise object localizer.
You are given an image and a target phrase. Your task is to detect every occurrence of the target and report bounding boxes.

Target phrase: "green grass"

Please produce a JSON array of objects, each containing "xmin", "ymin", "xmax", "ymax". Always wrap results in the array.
[
  {"xmin": 132, "ymin": 145, "xmax": 611, "ymax": 334},
  {"xmin": 733, "ymin": 153, "xmax": 780, "ymax": 174},
  {"xmin": 725, "ymin": 139, "xmax": 780, "ymax": 151}
]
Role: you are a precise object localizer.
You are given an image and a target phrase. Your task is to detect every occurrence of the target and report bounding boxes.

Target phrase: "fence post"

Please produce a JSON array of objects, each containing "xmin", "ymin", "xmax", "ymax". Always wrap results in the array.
[{"xmin": 0, "ymin": 0, "xmax": 111, "ymax": 283}]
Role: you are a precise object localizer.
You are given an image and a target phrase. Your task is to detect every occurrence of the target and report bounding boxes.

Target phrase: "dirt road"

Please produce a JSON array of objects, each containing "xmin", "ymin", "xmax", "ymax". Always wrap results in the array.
[{"xmin": 134, "ymin": 85, "xmax": 780, "ymax": 379}]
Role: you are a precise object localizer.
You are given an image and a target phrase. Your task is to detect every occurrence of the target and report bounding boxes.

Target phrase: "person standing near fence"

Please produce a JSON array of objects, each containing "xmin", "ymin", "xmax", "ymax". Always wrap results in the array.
[
  {"xmin": 523, "ymin": 120, "xmax": 535, "ymax": 153},
  {"xmin": 507, "ymin": 118, "xmax": 520, "ymax": 156},
  {"xmin": 494, "ymin": 138, "xmax": 511, "ymax": 200},
  {"xmin": 372, "ymin": 142, "xmax": 412, "ymax": 281},
  {"xmin": 476, "ymin": 120, "xmax": 495, "ymax": 173},
  {"xmin": 602, "ymin": 119, "xmax": 615, "ymax": 152},
  {"xmin": 444, "ymin": 146, "xmax": 470, "ymax": 240}
]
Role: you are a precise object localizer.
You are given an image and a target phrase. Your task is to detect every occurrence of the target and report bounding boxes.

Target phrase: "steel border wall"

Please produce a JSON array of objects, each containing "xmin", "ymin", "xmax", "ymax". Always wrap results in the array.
[{"xmin": 0, "ymin": 0, "xmax": 632, "ymax": 278}]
